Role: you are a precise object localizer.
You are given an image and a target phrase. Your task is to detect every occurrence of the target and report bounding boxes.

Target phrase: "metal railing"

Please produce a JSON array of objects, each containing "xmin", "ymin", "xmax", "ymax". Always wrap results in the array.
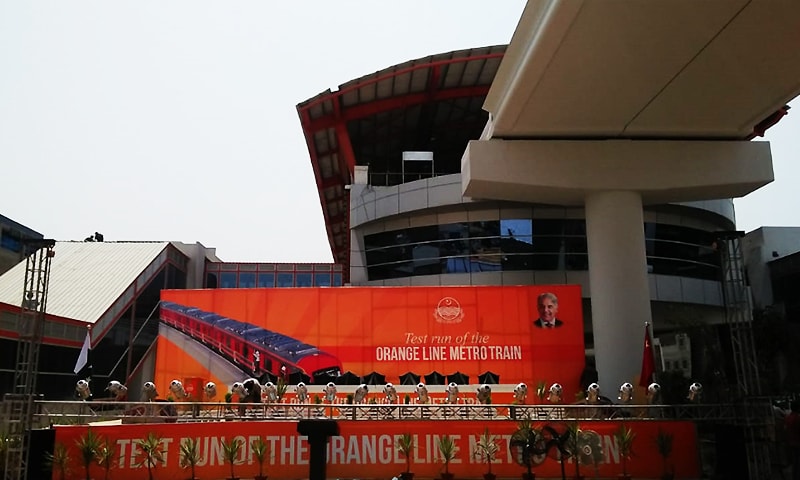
[{"xmin": 15, "ymin": 399, "xmax": 776, "ymax": 427}]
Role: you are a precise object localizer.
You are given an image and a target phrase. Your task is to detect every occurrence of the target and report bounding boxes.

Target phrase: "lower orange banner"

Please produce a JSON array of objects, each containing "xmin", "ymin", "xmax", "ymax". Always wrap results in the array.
[{"xmin": 53, "ymin": 419, "xmax": 699, "ymax": 479}]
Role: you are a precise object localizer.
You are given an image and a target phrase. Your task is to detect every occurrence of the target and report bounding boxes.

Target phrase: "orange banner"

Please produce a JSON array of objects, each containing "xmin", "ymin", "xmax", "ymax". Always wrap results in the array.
[
  {"xmin": 158, "ymin": 286, "xmax": 585, "ymax": 398},
  {"xmin": 52, "ymin": 420, "xmax": 699, "ymax": 479}
]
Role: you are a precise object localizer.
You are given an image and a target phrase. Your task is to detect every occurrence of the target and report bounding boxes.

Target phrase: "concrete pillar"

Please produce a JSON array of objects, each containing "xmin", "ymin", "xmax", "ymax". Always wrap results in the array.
[{"xmin": 585, "ymin": 190, "xmax": 652, "ymax": 394}]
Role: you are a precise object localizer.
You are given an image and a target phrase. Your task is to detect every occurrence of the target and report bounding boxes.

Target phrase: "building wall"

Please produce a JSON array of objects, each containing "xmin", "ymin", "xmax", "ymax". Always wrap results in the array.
[
  {"xmin": 349, "ymin": 174, "xmax": 734, "ymax": 336},
  {"xmin": 204, "ymin": 262, "xmax": 344, "ymax": 289},
  {"xmin": 0, "ymin": 214, "xmax": 44, "ymax": 276},
  {"xmin": 743, "ymin": 226, "xmax": 800, "ymax": 309}
]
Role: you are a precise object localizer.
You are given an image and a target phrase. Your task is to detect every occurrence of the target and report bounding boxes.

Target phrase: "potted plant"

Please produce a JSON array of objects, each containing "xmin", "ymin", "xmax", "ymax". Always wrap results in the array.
[
  {"xmin": 44, "ymin": 442, "xmax": 71, "ymax": 480},
  {"xmin": 614, "ymin": 424, "xmax": 636, "ymax": 480},
  {"xmin": 396, "ymin": 433, "xmax": 415, "ymax": 480},
  {"xmin": 135, "ymin": 432, "xmax": 165, "ymax": 480},
  {"xmin": 222, "ymin": 436, "xmax": 243, "ymax": 480},
  {"xmin": 251, "ymin": 436, "xmax": 271, "ymax": 480},
  {"xmin": 655, "ymin": 428, "xmax": 674, "ymax": 480},
  {"xmin": 563, "ymin": 422, "xmax": 585, "ymax": 480},
  {"xmin": 275, "ymin": 377, "xmax": 288, "ymax": 402},
  {"xmin": 473, "ymin": 427, "xmax": 499, "ymax": 480},
  {"xmin": 180, "ymin": 437, "xmax": 202, "ymax": 480},
  {"xmin": 437, "ymin": 435, "xmax": 458, "ymax": 480},
  {"xmin": 535, "ymin": 381, "xmax": 547, "ymax": 404},
  {"xmin": 510, "ymin": 417, "xmax": 545, "ymax": 480},
  {"xmin": 76, "ymin": 428, "xmax": 102, "ymax": 480},
  {"xmin": 96, "ymin": 439, "xmax": 116, "ymax": 480}
]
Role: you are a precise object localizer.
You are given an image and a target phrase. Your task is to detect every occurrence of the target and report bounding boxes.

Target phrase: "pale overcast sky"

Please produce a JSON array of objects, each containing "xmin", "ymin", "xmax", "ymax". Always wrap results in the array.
[{"xmin": 1, "ymin": 1, "xmax": 798, "ymax": 263}]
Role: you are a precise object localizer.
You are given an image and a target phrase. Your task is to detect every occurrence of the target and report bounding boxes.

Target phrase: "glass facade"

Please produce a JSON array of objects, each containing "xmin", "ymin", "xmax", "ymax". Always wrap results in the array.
[
  {"xmin": 205, "ymin": 263, "xmax": 345, "ymax": 289},
  {"xmin": 364, "ymin": 219, "xmax": 719, "ymax": 282}
]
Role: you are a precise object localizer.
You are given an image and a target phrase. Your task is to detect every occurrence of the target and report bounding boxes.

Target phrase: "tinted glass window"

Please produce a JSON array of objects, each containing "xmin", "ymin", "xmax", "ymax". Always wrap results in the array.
[
  {"xmin": 239, "ymin": 273, "xmax": 256, "ymax": 288},
  {"xmin": 220, "ymin": 272, "xmax": 237, "ymax": 289},
  {"xmin": 314, "ymin": 273, "xmax": 332, "ymax": 287},
  {"xmin": 296, "ymin": 273, "xmax": 312, "ymax": 287},
  {"xmin": 257, "ymin": 273, "xmax": 274, "ymax": 288},
  {"xmin": 363, "ymin": 219, "xmax": 718, "ymax": 281},
  {"xmin": 277, "ymin": 273, "xmax": 294, "ymax": 287}
]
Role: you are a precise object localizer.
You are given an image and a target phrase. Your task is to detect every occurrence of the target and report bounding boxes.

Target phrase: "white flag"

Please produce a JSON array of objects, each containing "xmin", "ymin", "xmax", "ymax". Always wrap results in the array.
[{"xmin": 74, "ymin": 331, "xmax": 90, "ymax": 374}]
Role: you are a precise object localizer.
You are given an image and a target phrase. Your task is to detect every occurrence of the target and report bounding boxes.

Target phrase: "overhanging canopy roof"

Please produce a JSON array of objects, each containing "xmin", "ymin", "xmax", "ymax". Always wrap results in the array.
[
  {"xmin": 297, "ymin": 46, "xmax": 506, "ymax": 267},
  {"xmin": 484, "ymin": 0, "xmax": 800, "ymax": 140}
]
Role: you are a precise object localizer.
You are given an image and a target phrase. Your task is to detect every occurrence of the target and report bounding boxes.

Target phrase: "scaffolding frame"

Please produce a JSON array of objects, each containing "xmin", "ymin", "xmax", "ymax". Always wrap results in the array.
[
  {"xmin": 716, "ymin": 231, "xmax": 771, "ymax": 479},
  {"xmin": 3, "ymin": 240, "xmax": 55, "ymax": 480}
]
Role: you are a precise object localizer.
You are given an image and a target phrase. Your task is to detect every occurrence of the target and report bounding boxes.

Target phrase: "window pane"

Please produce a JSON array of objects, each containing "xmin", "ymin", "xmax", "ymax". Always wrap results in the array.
[
  {"xmin": 220, "ymin": 272, "xmax": 237, "ymax": 289},
  {"xmin": 501, "ymin": 219, "xmax": 534, "ymax": 271},
  {"xmin": 314, "ymin": 273, "xmax": 331, "ymax": 287},
  {"xmin": 531, "ymin": 219, "xmax": 562, "ymax": 270},
  {"xmin": 277, "ymin": 273, "xmax": 294, "ymax": 287},
  {"xmin": 333, "ymin": 273, "xmax": 343, "ymax": 286},
  {"xmin": 257, "ymin": 273, "xmax": 275, "ymax": 288},
  {"xmin": 239, "ymin": 273, "xmax": 256, "ymax": 288},
  {"xmin": 469, "ymin": 221, "xmax": 501, "ymax": 272},
  {"xmin": 296, "ymin": 273, "xmax": 312, "ymax": 287}
]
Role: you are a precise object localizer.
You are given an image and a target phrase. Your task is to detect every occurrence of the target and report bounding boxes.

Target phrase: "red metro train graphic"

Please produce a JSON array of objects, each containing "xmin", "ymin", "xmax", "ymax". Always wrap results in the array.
[{"xmin": 159, "ymin": 301, "xmax": 343, "ymax": 381}]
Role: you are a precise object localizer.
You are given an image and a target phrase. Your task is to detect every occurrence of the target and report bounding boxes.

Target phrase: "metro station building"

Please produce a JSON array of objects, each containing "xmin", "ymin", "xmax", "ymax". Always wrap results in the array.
[{"xmin": 296, "ymin": 47, "xmax": 750, "ymax": 392}]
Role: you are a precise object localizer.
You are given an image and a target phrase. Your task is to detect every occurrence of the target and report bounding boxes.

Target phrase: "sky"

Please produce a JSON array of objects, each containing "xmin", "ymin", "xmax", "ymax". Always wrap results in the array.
[{"xmin": 1, "ymin": 1, "xmax": 798, "ymax": 263}]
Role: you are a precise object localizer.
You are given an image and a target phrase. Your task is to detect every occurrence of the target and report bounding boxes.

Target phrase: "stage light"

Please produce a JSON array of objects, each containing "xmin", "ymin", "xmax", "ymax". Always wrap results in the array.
[
  {"xmin": 513, "ymin": 382, "xmax": 528, "ymax": 403},
  {"xmin": 687, "ymin": 382, "xmax": 703, "ymax": 402},
  {"xmin": 75, "ymin": 379, "xmax": 91, "ymax": 400},
  {"xmin": 204, "ymin": 382, "xmax": 217, "ymax": 401},
  {"xmin": 618, "ymin": 382, "xmax": 633, "ymax": 404},
  {"xmin": 262, "ymin": 381, "xmax": 278, "ymax": 402},
  {"xmin": 106, "ymin": 380, "xmax": 127, "ymax": 401},
  {"xmin": 169, "ymin": 379, "xmax": 187, "ymax": 400},
  {"xmin": 295, "ymin": 382, "xmax": 308, "ymax": 403},
  {"xmin": 354, "ymin": 384, "xmax": 369, "ymax": 404},
  {"xmin": 646, "ymin": 382, "xmax": 661, "ymax": 404},
  {"xmin": 586, "ymin": 382, "xmax": 600, "ymax": 404},
  {"xmin": 415, "ymin": 383, "xmax": 430, "ymax": 404},
  {"xmin": 445, "ymin": 382, "xmax": 460, "ymax": 404},
  {"xmin": 547, "ymin": 383, "xmax": 563, "ymax": 403},
  {"xmin": 383, "ymin": 383, "xmax": 398, "ymax": 403},
  {"xmin": 324, "ymin": 382, "xmax": 337, "ymax": 403},
  {"xmin": 476, "ymin": 384, "xmax": 492, "ymax": 405},
  {"xmin": 143, "ymin": 381, "xmax": 158, "ymax": 401}
]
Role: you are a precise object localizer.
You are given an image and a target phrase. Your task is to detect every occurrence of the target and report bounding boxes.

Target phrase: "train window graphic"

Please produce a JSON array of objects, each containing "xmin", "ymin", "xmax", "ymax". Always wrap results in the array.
[{"xmin": 160, "ymin": 301, "xmax": 342, "ymax": 381}]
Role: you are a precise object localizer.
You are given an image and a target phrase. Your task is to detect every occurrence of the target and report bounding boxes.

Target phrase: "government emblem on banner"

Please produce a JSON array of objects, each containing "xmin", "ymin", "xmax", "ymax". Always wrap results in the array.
[{"xmin": 433, "ymin": 297, "xmax": 463, "ymax": 323}]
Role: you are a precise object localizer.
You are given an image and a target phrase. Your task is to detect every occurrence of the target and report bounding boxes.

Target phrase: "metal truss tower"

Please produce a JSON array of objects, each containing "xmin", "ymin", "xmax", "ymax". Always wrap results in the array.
[
  {"xmin": 3, "ymin": 239, "xmax": 55, "ymax": 480},
  {"xmin": 716, "ymin": 231, "xmax": 770, "ymax": 479}
]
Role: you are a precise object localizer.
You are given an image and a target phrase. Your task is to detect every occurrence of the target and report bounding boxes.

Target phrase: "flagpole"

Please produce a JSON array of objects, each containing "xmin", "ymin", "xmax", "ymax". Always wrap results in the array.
[
  {"xmin": 646, "ymin": 322, "xmax": 656, "ymax": 384},
  {"xmin": 74, "ymin": 324, "xmax": 92, "ymax": 376},
  {"xmin": 640, "ymin": 321, "xmax": 656, "ymax": 387},
  {"xmin": 87, "ymin": 324, "xmax": 92, "ymax": 385}
]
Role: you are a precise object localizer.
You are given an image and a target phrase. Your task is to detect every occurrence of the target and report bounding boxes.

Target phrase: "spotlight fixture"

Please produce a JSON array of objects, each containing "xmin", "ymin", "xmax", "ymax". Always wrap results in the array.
[
  {"xmin": 324, "ymin": 382, "xmax": 337, "ymax": 403},
  {"xmin": 295, "ymin": 382, "xmax": 308, "ymax": 403},
  {"xmin": 476, "ymin": 384, "xmax": 492, "ymax": 405},
  {"xmin": 687, "ymin": 382, "xmax": 703, "ymax": 402},
  {"xmin": 513, "ymin": 382, "xmax": 528, "ymax": 404},
  {"xmin": 646, "ymin": 382, "xmax": 661, "ymax": 404},
  {"xmin": 586, "ymin": 382, "xmax": 600, "ymax": 404},
  {"xmin": 547, "ymin": 383, "xmax": 563, "ymax": 403},
  {"xmin": 618, "ymin": 382, "xmax": 634, "ymax": 404}
]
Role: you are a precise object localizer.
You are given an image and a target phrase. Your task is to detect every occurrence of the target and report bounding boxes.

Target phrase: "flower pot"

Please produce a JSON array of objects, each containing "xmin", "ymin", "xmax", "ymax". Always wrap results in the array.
[{"xmin": 521, "ymin": 474, "xmax": 536, "ymax": 480}]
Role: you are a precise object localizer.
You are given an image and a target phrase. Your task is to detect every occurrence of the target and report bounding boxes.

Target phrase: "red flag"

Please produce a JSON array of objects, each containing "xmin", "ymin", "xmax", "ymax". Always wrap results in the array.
[{"xmin": 639, "ymin": 323, "xmax": 655, "ymax": 387}]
